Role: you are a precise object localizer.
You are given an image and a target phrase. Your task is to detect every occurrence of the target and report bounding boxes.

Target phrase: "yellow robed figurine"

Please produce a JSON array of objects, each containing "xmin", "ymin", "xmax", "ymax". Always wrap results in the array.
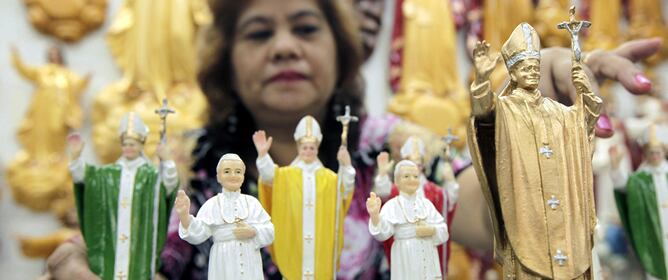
[
  {"xmin": 467, "ymin": 21, "xmax": 601, "ymax": 279},
  {"xmin": 253, "ymin": 116, "xmax": 356, "ymax": 279}
]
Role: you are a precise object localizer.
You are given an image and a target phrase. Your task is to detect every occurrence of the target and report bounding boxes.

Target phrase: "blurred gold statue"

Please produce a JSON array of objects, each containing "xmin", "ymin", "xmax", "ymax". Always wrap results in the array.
[
  {"xmin": 24, "ymin": 0, "xmax": 107, "ymax": 42},
  {"xmin": 628, "ymin": 0, "xmax": 668, "ymax": 64},
  {"xmin": 584, "ymin": 0, "xmax": 623, "ymax": 51},
  {"xmin": 106, "ymin": 0, "xmax": 211, "ymax": 101},
  {"xmin": 387, "ymin": 0, "xmax": 468, "ymax": 147},
  {"xmin": 93, "ymin": 0, "xmax": 212, "ymax": 163},
  {"xmin": 7, "ymin": 46, "xmax": 88, "ymax": 214}
]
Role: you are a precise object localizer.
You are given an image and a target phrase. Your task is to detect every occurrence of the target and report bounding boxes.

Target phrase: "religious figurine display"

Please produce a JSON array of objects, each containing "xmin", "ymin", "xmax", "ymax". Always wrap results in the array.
[
  {"xmin": 254, "ymin": 115, "xmax": 356, "ymax": 279},
  {"xmin": 366, "ymin": 160, "xmax": 449, "ymax": 280},
  {"xmin": 175, "ymin": 153, "xmax": 274, "ymax": 279},
  {"xmin": 7, "ymin": 46, "xmax": 89, "ymax": 214},
  {"xmin": 67, "ymin": 111, "xmax": 179, "ymax": 280},
  {"xmin": 612, "ymin": 125, "xmax": 668, "ymax": 280},
  {"xmin": 467, "ymin": 8, "xmax": 601, "ymax": 279},
  {"xmin": 374, "ymin": 135, "xmax": 458, "ymax": 275},
  {"xmin": 24, "ymin": 0, "xmax": 107, "ymax": 42}
]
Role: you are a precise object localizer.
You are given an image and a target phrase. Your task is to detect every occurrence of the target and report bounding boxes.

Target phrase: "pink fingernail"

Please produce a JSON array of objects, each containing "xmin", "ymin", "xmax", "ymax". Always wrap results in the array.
[
  {"xmin": 597, "ymin": 114, "xmax": 612, "ymax": 131},
  {"xmin": 635, "ymin": 74, "xmax": 652, "ymax": 90}
]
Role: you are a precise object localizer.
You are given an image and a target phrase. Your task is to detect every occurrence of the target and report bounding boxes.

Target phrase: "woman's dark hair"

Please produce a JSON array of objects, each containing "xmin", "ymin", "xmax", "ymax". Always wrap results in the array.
[{"xmin": 193, "ymin": 0, "xmax": 366, "ymax": 190}]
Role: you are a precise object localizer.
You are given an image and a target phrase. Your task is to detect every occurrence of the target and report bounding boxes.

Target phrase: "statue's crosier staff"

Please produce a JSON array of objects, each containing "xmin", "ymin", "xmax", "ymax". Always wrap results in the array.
[
  {"xmin": 333, "ymin": 105, "xmax": 358, "ymax": 278},
  {"xmin": 150, "ymin": 98, "xmax": 175, "ymax": 279},
  {"xmin": 439, "ymin": 128, "xmax": 459, "ymax": 275}
]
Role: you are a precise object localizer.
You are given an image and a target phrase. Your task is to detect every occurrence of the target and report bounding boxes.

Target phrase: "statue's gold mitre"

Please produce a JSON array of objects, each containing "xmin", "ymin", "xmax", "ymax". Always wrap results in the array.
[{"xmin": 502, "ymin": 23, "xmax": 541, "ymax": 69}]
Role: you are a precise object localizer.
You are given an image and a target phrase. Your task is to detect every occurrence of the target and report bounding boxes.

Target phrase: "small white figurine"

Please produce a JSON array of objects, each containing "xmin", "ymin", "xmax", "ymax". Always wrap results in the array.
[
  {"xmin": 366, "ymin": 160, "xmax": 449, "ymax": 280},
  {"xmin": 175, "ymin": 153, "xmax": 274, "ymax": 280}
]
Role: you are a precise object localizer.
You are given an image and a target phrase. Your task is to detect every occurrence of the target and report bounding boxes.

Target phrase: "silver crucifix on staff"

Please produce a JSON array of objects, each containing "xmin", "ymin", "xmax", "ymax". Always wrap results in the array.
[
  {"xmin": 442, "ymin": 128, "xmax": 459, "ymax": 162},
  {"xmin": 557, "ymin": 5, "xmax": 591, "ymax": 62},
  {"xmin": 154, "ymin": 98, "xmax": 175, "ymax": 145},
  {"xmin": 149, "ymin": 97, "xmax": 174, "ymax": 279},
  {"xmin": 336, "ymin": 105, "xmax": 359, "ymax": 147}
]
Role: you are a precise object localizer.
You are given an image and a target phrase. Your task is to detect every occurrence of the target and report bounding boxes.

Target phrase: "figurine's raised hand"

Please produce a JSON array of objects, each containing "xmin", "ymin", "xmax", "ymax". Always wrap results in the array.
[
  {"xmin": 571, "ymin": 62, "xmax": 593, "ymax": 94},
  {"xmin": 376, "ymin": 152, "xmax": 394, "ymax": 176},
  {"xmin": 609, "ymin": 145, "xmax": 624, "ymax": 170},
  {"xmin": 67, "ymin": 133, "xmax": 84, "ymax": 160},
  {"xmin": 472, "ymin": 40, "xmax": 501, "ymax": 84},
  {"xmin": 252, "ymin": 130, "xmax": 273, "ymax": 158},
  {"xmin": 156, "ymin": 143, "xmax": 172, "ymax": 161},
  {"xmin": 233, "ymin": 222, "xmax": 257, "ymax": 240},
  {"xmin": 415, "ymin": 225, "xmax": 436, "ymax": 238},
  {"xmin": 366, "ymin": 192, "xmax": 381, "ymax": 225},
  {"xmin": 337, "ymin": 146, "xmax": 352, "ymax": 167},
  {"xmin": 442, "ymin": 161, "xmax": 455, "ymax": 183},
  {"xmin": 174, "ymin": 190, "xmax": 191, "ymax": 228}
]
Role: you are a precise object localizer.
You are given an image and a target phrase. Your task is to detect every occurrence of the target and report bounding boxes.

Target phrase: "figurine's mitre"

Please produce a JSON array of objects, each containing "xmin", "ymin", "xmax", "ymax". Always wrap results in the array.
[
  {"xmin": 294, "ymin": 115, "xmax": 322, "ymax": 144},
  {"xmin": 502, "ymin": 23, "xmax": 541, "ymax": 69},
  {"xmin": 400, "ymin": 136, "xmax": 425, "ymax": 160},
  {"xmin": 119, "ymin": 112, "xmax": 149, "ymax": 143},
  {"xmin": 643, "ymin": 124, "xmax": 664, "ymax": 150}
]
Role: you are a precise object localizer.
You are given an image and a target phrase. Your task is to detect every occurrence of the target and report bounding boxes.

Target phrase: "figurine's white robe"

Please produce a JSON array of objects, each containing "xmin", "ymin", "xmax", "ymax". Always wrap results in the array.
[
  {"xmin": 369, "ymin": 193, "xmax": 448, "ymax": 280},
  {"xmin": 179, "ymin": 189, "xmax": 274, "ymax": 280}
]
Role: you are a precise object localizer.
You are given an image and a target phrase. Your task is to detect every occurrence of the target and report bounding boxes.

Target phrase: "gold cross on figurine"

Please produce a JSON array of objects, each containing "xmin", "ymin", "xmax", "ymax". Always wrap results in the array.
[
  {"xmin": 116, "ymin": 271, "xmax": 127, "ymax": 280},
  {"xmin": 119, "ymin": 234, "xmax": 128, "ymax": 243},
  {"xmin": 120, "ymin": 198, "xmax": 129, "ymax": 208},
  {"xmin": 336, "ymin": 105, "xmax": 359, "ymax": 147},
  {"xmin": 306, "ymin": 199, "xmax": 314, "ymax": 209}
]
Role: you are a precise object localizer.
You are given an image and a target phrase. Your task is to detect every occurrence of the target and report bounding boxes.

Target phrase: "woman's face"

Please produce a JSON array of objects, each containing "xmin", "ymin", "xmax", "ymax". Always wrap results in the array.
[{"xmin": 232, "ymin": 0, "xmax": 338, "ymax": 120}]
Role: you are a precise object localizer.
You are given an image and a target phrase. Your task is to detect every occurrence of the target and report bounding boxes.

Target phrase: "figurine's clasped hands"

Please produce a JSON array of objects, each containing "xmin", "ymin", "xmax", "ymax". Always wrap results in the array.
[
  {"xmin": 233, "ymin": 222, "xmax": 257, "ymax": 240},
  {"xmin": 415, "ymin": 225, "xmax": 436, "ymax": 238}
]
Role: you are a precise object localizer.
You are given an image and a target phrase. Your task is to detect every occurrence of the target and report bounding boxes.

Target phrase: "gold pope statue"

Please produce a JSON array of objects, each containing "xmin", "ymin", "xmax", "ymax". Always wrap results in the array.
[{"xmin": 467, "ymin": 18, "xmax": 601, "ymax": 280}]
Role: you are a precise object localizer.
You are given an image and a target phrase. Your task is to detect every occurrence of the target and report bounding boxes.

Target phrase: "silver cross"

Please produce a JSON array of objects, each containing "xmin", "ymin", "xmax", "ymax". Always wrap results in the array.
[
  {"xmin": 554, "ymin": 250, "xmax": 568, "ymax": 266},
  {"xmin": 154, "ymin": 98, "xmax": 175, "ymax": 144},
  {"xmin": 557, "ymin": 6, "xmax": 591, "ymax": 62},
  {"xmin": 547, "ymin": 195, "xmax": 560, "ymax": 210},
  {"xmin": 539, "ymin": 145, "xmax": 554, "ymax": 159},
  {"xmin": 442, "ymin": 128, "xmax": 459, "ymax": 162}
]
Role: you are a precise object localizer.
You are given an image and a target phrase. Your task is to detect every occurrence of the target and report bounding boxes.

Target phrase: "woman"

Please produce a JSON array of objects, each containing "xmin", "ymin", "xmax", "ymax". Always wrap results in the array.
[{"xmin": 45, "ymin": 0, "xmax": 662, "ymax": 278}]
